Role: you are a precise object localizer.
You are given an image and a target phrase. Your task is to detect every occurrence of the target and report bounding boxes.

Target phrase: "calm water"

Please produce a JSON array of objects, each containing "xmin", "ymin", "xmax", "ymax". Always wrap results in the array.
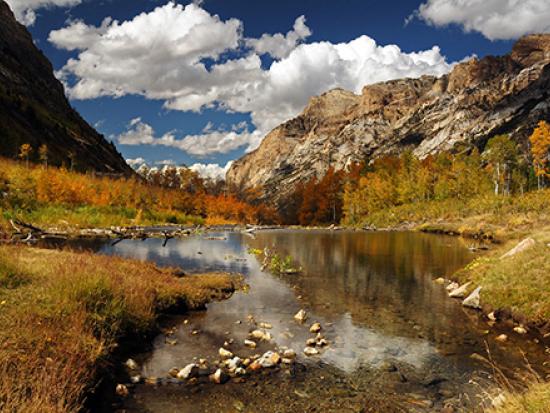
[{"xmin": 65, "ymin": 230, "xmax": 547, "ymax": 412}]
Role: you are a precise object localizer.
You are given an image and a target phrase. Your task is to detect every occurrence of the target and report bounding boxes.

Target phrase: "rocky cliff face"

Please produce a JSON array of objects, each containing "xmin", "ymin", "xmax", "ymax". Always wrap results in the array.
[
  {"xmin": 227, "ymin": 34, "xmax": 550, "ymax": 204},
  {"xmin": 0, "ymin": 1, "xmax": 133, "ymax": 174}
]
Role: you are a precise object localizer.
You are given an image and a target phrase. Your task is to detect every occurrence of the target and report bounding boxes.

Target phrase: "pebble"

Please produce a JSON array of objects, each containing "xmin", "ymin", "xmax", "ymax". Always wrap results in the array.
[
  {"xmin": 210, "ymin": 368, "xmax": 229, "ymax": 384},
  {"xmin": 257, "ymin": 351, "xmax": 281, "ymax": 368},
  {"xmin": 294, "ymin": 309, "xmax": 308, "ymax": 322},
  {"xmin": 306, "ymin": 338, "xmax": 317, "ymax": 347},
  {"xmin": 446, "ymin": 282, "xmax": 459, "ymax": 291},
  {"xmin": 226, "ymin": 357, "xmax": 242, "ymax": 372},
  {"xmin": 219, "ymin": 348, "xmax": 233, "ymax": 359},
  {"xmin": 448, "ymin": 282, "xmax": 472, "ymax": 298},
  {"xmin": 235, "ymin": 367, "xmax": 247, "ymax": 376},
  {"xmin": 514, "ymin": 326, "xmax": 527, "ymax": 334},
  {"xmin": 495, "ymin": 334, "xmax": 508, "ymax": 343},
  {"xmin": 309, "ymin": 322, "xmax": 322, "ymax": 333},
  {"xmin": 250, "ymin": 329, "xmax": 272, "ymax": 341},
  {"xmin": 259, "ymin": 322, "xmax": 273, "ymax": 329},
  {"xmin": 177, "ymin": 363, "xmax": 199, "ymax": 380},
  {"xmin": 168, "ymin": 367, "xmax": 179, "ymax": 378},
  {"xmin": 244, "ymin": 339, "xmax": 257, "ymax": 348},
  {"xmin": 435, "ymin": 277, "xmax": 445, "ymax": 284},
  {"xmin": 304, "ymin": 347, "xmax": 319, "ymax": 356},
  {"xmin": 115, "ymin": 384, "xmax": 129, "ymax": 397},
  {"xmin": 283, "ymin": 349, "xmax": 296, "ymax": 359},
  {"xmin": 125, "ymin": 358, "xmax": 139, "ymax": 370},
  {"xmin": 488, "ymin": 312, "xmax": 497, "ymax": 321},
  {"xmin": 130, "ymin": 375, "xmax": 141, "ymax": 384}
]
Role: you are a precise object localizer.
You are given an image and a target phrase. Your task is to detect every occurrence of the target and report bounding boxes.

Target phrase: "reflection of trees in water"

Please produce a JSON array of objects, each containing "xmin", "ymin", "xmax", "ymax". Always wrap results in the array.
[{"xmin": 250, "ymin": 231, "xmax": 477, "ymax": 349}]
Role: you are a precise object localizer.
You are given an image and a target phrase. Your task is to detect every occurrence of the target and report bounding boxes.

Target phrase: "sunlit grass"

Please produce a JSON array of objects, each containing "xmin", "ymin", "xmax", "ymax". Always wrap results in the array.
[{"xmin": 0, "ymin": 245, "xmax": 239, "ymax": 412}]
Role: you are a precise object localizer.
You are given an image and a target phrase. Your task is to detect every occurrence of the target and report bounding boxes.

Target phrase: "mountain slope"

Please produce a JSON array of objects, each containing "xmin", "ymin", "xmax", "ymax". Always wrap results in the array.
[
  {"xmin": 227, "ymin": 34, "xmax": 550, "ymax": 204},
  {"xmin": 0, "ymin": 0, "xmax": 132, "ymax": 174}
]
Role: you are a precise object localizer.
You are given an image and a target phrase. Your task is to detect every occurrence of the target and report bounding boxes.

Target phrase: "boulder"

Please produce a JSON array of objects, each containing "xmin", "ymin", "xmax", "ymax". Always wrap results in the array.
[
  {"xmin": 219, "ymin": 348, "xmax": 233, "ymax": 359},
  {"xmin": 244, "ymin": 339, "xmax": 257, "ymax": 348},
  {"xmin": 258, "ymin": 351, "xmax": 281, "ymax": 368},
  {"xmin": 500, "ymin": 238, "xmax": 536, "ymax": 259},
  {"xmin": 462, "ymin": 286, "xmax": 482, "ymax": 309},
  {"xmin": 210, "ymin": 368, "xmax": 229, "ymax": 384},
  {"xmin": 304, "ymin": 347, "xmax": 319, "ymax": 356},
  {"xmin": 309, "ymin": 322, "xmax": 322, "ymax": 333},
  {"xmin": 294, "ymin": 309, "xmax": 308, "ymax": 322}
]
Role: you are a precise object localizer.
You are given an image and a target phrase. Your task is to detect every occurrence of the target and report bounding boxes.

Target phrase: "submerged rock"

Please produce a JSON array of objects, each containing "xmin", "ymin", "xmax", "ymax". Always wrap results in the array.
[
  {"xmin": 283, "ymin": 349, "xmax": 296, "ymax": 359},
  {"xmin": 219, "ymin": 348, "xmax": 233, "ymax": 359},
  {"xmin": 449, "ymin": 282, "xmax": 472, "ymax": 298},
  {"xmin": 258, "ymin": 322, "xmax": 273, "ymax": 329},
  {"xmin": 306, "ymin": 338, "xmax": 317, "ymax": 347},
  {"xmin": 125, "ymin": 358, "xmax": 139, "ymax": 370},
  {"xmin": 294, "ymin": 309, "xmax": 308, "ymax": 322},
  {"xmin": 244, "ymin": 339, "xmax": 257, "ymax": 348},
  {"xmin": 258, "ymin": 351, "xmax": 281, "ymax": 368},
  {"xmin": 309, "ymin": 322, "xmax": 322, "ymax": 333},
  {"xmin": 115, "ymin": 384, "xmax": 129, "ymax": 397},
  {"xmin": 250, "ymin": 329, "xmax": 272, "ymax": 341},
  {"xmin": 462, "ymin": 286, "xmax": 482, "ymax": 309},
  {"xmin": 496, "ymin": 334, "xmax": 508, "ymax": 343},
  {"xmin": 304, "ymin": 347, "xmax": 319, "ymax": 356}
]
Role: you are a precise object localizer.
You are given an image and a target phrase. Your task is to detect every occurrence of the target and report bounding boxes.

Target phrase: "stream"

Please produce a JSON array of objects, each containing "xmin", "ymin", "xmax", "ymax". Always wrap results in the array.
[{"xmin": 57, "ymin": 230, "xmax": 549, "ymax": 412}]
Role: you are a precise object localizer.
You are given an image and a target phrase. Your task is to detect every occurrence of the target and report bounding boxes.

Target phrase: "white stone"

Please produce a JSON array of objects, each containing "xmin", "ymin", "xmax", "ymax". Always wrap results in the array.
[
  {"xmin": 294, "ymin": 309, "xmax": 308, "ymax": 322},
  {"xmin": 488, "ymin": 312, "xmax": 497, "ymax": 321},
  {"xmin": 115, "ymin": 384, "xmax": 129, "ymax": 397},
  {"xmin": 258, "ymin": 351, "xmax": 281, "ymax": 368},
  {"xmin": 283, "ymin": 349, "xmax": 296, "ymax": 359},
  {"xmin": 462, "ymin": 286, "xmax": 482, "ymax": 309},
  {"xmin": 309, "ymin": 322, "xmax": 321, "ymax": 333},
  {"xmin": 259, "ymin": 322, "xmax": 273, "ymax": 329},
  {"xmin": 219, "ymin": 347, "xmax": 233, "ymax": 359},
  {"xmin": 446, "ymin": 282, "xmax": 459, "ymax": 291},
  {"xmin": 177, "ymin": 363, "xmax": 198, "ymax": 380},
  {"xmin": 513, "ymin": 326, "xmax": 527, "ymax": 334},
  {"xmin": 500, "ymin": 238, "xmax": 536, "ymax": 259},
  {"xmin": 125, "ymin": 358, "xmax": 138, "ymax": 370},
  {"xmin": 304, "ymin": 347, "xmax": 319, "ymax": 356},
  {"xmin": 226, "ymin": 356, "xmax": 242, "ymax": 371},
  {"xmin": 449, "ymin": 282, "xmax": 472, "ymax": 298},
  {"xmin": 244, "ymin": 339, "xmax": 257, "ymax": 348}
]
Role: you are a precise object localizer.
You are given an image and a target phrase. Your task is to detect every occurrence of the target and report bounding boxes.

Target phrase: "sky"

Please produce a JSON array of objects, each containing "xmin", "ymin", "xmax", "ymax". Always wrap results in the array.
[{"xmin": 5, "ymin": 0, "xmax": 550, "ymax": 179}]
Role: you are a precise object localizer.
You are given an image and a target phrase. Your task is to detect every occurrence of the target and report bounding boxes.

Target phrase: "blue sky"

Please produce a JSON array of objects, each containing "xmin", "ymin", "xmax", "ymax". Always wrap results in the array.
[{"xmin": 6, "ymin": 0, "xmax": 549, "ymax": 178}]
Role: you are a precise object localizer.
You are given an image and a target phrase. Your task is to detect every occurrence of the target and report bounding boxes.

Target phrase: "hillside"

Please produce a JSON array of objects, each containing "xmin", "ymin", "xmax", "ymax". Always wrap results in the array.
[
  {"xmin": 227, "ymin": 34, "xmax": 550, "ymax": 205},
  {"xmin": 0, "ymin": 0, "xmax": 132, "ymax": 174}
]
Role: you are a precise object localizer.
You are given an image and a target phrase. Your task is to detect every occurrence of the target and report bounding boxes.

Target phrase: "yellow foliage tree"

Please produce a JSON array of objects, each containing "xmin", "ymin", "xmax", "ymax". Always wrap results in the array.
[
  {"xmin": 530, "ymin": 120, "xmax": 550, "ymax": 189},
  {"xmin": 18, "ymin": 144, "xmax": 32, "ymax": 168}
]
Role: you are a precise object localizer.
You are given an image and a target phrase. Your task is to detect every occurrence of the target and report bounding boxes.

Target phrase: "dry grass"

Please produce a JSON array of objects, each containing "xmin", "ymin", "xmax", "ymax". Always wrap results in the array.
[
  {"xmin": 454, "ymin": 229, "xmax": 550, "ymax": 323},
  {"xmin": 0, "ymin": 246, "xmax": 239, "ymax": 412},
  {"xmin": 487, "ymin": 381, "xmax": 550, "ymax": 413}
]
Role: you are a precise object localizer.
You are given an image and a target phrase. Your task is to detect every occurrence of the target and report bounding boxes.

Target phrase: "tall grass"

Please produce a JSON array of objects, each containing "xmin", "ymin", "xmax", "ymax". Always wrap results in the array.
[{"xmin": 0, "ymin": 246, "xmax": 239, "ymax": 412}]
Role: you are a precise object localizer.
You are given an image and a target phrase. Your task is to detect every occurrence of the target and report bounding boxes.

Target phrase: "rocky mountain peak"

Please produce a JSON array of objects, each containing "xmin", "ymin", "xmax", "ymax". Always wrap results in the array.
[{"xmin": 227, "ymin": 34, "xmax": 550, "ymax": 206}]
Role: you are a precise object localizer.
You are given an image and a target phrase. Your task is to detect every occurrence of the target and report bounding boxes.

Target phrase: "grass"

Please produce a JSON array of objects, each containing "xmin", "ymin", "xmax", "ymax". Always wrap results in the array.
[
  {"xmin": 454, "ymin": 229, "xmax": 550, "ymax": 323},
  {"xmin": 0, "ymin": 245, "xmax": 240, "ymax": 412},
  {"xmin": 358, "ymin": 190, "xmax": 550, "ymax": 240},
  {"xmin": 488, "ymin": 382, "xmax": 550, "ymax": 413}
]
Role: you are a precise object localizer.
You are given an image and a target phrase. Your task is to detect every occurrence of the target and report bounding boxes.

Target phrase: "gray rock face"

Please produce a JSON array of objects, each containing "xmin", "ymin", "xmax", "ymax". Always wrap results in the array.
[{"xmin": 227, "ymin": 35, "xmax": 550, "ymax": 205}]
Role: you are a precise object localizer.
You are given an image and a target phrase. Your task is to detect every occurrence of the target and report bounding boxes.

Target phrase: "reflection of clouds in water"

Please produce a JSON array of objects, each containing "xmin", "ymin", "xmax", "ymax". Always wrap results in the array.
[
  {"xmin": 323, "ymin": 313, "xmax": 436, "ymax": 373},
  {"xmin": 101, "ymin": 233, "xmax": 251, "ymax": 273}
]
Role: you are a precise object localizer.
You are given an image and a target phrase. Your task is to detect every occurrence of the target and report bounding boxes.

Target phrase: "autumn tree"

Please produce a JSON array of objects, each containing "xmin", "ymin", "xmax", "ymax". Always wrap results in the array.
[
  {"xmin": 18, "ymin": 143, "xmax": 32, "ymax": 168},
  {"xmin": 529, "ymin": 120, "xmax": 550, "ymax": 189},
  {"xmin": 483, "ymin": 135, "xmax": 519, "ymax": 195},
  {"xmin": 38, "ymin": 144, "xmax": 48, "ymax": 169}
]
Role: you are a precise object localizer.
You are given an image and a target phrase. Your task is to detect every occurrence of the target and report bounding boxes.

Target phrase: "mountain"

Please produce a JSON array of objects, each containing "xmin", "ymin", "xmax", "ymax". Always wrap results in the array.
[
  {"xmin": 0, "ymin": 1, "xmax": 133, "ymax": 174},
  {"xmin": 227, "ymin": 34, "xmax": 550, "ymax": 205}
]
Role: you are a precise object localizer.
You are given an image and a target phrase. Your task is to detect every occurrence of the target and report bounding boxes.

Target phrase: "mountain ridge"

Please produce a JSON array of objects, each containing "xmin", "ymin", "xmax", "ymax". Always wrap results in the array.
[
  {"xmin": 0, "ymin": 0, "xmax": 133, "ymax": 174},
  {"xmin": 227, "ymin": 34, "xmax": 550, "ymax": 205}
]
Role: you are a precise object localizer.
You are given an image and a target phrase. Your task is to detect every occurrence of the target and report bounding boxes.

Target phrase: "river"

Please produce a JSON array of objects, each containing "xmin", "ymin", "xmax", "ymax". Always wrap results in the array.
[{"xmin": 59, "ymin": 230, "xmax": 548, "ymax": 412}]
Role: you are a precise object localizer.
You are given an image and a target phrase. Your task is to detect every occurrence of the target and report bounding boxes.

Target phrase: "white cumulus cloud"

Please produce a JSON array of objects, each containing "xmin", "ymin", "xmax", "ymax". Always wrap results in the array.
[
  {"xmin": 246, "ymin": 15, "xmax": 311, "ymax": 59},
  {"xmin": 189, "ymin": 161, "xmax": 233, "ymax": 181},
  {"xmin": 413, "ymin": 0, "xmax": 550, "ymax": 40},
  {"xmin": 126, "ymin": 157, "xmax": 146, "ymax": 168},
  {"xmin": 6, "ymin": 0, "xmax": 82, "ymax": 25},
  {"xmin": 117, "ymin": 118, "xmax": 262, "ymax": 157},
  {"xmin": 50, "ymin": 1, "xmax": 455, "ymax": 156}
]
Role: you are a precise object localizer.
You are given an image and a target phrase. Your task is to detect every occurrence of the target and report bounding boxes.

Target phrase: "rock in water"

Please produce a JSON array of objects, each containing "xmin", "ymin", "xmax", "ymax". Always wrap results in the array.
[
  {"xmin": 210, "ymin": 368, "xmax": 229, "ymax": 384},
  {"xmin": 304, "ymin": 347, "xmax": 319, "ymax": 356},
  {"xmin": 462, "ymin": 286, "xmax": 482, "ymax": 309},
  {"xmin": 244, "ymin": 339, "xmax": 257, "ymax": 348},
  {"xmin": 177, "ymin": 364, "xmax": 199, "ymax": 380},
  {"xmin": 125, "ymin": 358, "xmax": 139, "ymax": 370},
  {"xmin": 500, "ymin": 238, "xmax": 536, "ymax": 259},
  {"xmin": 258, "ymin": 351, "xmax": 281, "ymax": 368},
  {"xmin": 449, "ymin": 282, "xmax": 472, "ymax": 298},
  {"xmin": 514, "ymin": 326, "xmax": 527, "ymax": 334},
  {"xmin": 309, "ymin": 322, "xmax": 321, "ymax": 333},
  {"xmin": 283, "ymin": 349, "xmax": 296, "ymax": 359},
  {"xmin": 294, "ymin": 309, "xmax": 308, "ymax": 322},
  {"xmin": 115, "ymin": 384, "xmax": 129, "ymax": 397},
  {"xmin": 446, "ymin": 282, "xmax": 459, "ymax": 292},
  {"xmin": 219, "ymin": 348, "xmax": 233, "ymax": 359},
  {"xmin": 496, "ymin": 334, "xmax": 508, "ymax": 343}
]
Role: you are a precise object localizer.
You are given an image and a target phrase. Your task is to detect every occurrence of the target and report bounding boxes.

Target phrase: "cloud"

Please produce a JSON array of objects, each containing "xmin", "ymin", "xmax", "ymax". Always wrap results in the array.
[
  {"xmin": 126, "ymin": 157, "xmax": 146, "ymax": 168},
  {"xmin": 117, "ymin": 118, "xmax": 262, "ymax": 157},
  {"xmin": 6, "ymin": 0, "xmax": 82, "ymax": 25},
  {"xmin": 190, "ymin": 161, "xmax": 233, "ymax": 181},
  {"xmin": 246, "ymin": 15, "xmax": 311, "ymax": 59},
  {"xmin": 413, "ymin": 0, "xmax": 550, "ymax": 40},
  {"xmin": 50, "ymin": 1, "xmax": 455, "ymax": 155}
]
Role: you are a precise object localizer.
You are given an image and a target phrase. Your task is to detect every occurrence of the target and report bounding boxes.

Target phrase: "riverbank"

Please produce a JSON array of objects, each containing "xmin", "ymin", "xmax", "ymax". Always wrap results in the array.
[{"xmin": 0, "ymin": 245, "xmax": 241, "ymax": 412}]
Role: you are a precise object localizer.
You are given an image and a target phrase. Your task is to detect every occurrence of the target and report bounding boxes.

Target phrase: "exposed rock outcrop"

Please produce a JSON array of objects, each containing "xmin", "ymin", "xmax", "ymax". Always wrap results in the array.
[
  {"xmin": 0, "ymin": 1, "xmax": 133, "ymax": 174},
  {"xmin": 227, "ymin": 35, "xmax": 550, "ymax": 206}
]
